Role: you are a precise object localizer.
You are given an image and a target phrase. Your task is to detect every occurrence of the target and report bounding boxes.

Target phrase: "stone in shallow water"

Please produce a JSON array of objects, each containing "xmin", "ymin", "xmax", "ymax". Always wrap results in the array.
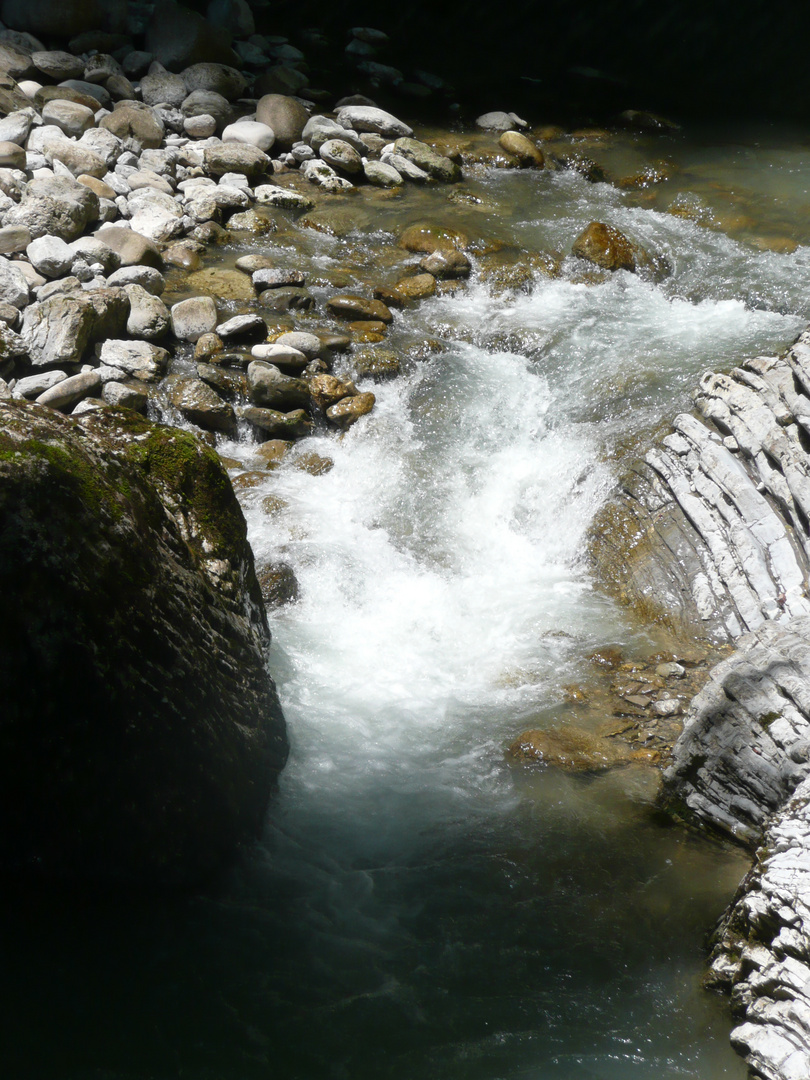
[
  {"xmin": 326, "ymin": 294, "xmax": 393, "ymax": 323},
  {"xmin": 508, "ymin": 726, "xmax": 655, "ymax": 770},
  {"xmin": 256, "ymin": 561, "xmax": 299, "ymax": 606},
  {"xmin": 239, "ymin": 404, "xmax": 312, "ymax": 439},
  {"xmin": 252, "ymin": 267, "xmax": 306, "ymax": 290},
  {"xmin": 325, "ymin": 391, "xmax": 375, "ymax": 427},
  {"xmin": 571, "ymin": 221, "xmax": 639, "ymax": 272}
]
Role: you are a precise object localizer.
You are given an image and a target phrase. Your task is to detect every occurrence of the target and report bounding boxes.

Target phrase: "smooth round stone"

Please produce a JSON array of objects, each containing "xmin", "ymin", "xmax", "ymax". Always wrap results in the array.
[
  {"xmin": 42, "ymin": 99, "xmax": 95, "ymax": 138},
  {"xmin": 334, "ymin": 105, "xmax": 413, "ymax": 139},
  {"xmin": 499, "ymin": 130, "xmax": 544, "ymax": 167},
  {"xmin": 93, "ymin": 226, "xmax": 163, "ymax": 269},
  {"xmin": 77, "ymin": 175, "xmax": 117, "ymax": 201},
  {"xmin": 319, "ymin": 138, "xmax": 362, "ymax": 175},
  {"xmin": 394, "ymin": 273, "xmax": 436, "ymax": 300},
  {"xmin": 254, "ymin": 94, "xmax": 309, "ymax": 150},
  {"xmin": 184, "ymin": 113, "xmax": 217, "ymax": 138},
  {"xmin": 272, "ymin": 331, "xmax": 322, "ymax": 359},
  {"xmin": 235, "ymin": 254, "xmax": 275, "ymax": 274},
  {"xmin": 140, "ymin": 70, "xmax": 188, "ymax": 108},
  {"xmin": 222, "ymin": 120, "xmax": 275, "ymax": 153},
  {"xmin": 0, "ymin": 141, "xmax": 25, "ymax": 169},
  {"xmin": 250, "ymin": 342, "xmax": 308, "ymax": 370},
  {"xmin": 363, "ymin": 159, "xmax": 402, "ymax": 187},
  {"xmin": 162, "ymin": 243, "xmax": 202, "ymax": 271},
  {"xmin": 17, "ymin": 80, "xmax": 42, "ymax": 100},
  {"xmin": 326, "ymin": 294, "xmax": 393, "ymax": 323},
  {"xmin": 32, "ymin": 50, "xmax": 85, "ymax": 82}
]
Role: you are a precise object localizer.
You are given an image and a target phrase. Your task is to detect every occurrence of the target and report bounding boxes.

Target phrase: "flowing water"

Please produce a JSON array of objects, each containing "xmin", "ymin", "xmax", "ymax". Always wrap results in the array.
[{"xmin": 5, "ymin": 123, "xmax": 810, "ymax": 1079}]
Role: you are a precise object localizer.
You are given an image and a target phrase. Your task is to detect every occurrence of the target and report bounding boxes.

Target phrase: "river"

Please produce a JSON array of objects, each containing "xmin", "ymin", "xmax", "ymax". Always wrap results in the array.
[{"xmin": 4, "ymin": 121, "xmax": 810, "ymax": 1079}]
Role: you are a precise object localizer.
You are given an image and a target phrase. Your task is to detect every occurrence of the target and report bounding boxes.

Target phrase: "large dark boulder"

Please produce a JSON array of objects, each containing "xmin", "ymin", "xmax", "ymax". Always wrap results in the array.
[{"xmin": 0, "ymin": 401, "xmax": 288, "ymax": 888}]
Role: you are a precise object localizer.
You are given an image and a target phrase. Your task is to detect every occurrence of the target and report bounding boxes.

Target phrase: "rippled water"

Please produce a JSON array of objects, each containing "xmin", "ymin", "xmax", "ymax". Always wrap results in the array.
[{"xmin": 4, "ymin": 124, "xmax": 810, "ymax": 1079}]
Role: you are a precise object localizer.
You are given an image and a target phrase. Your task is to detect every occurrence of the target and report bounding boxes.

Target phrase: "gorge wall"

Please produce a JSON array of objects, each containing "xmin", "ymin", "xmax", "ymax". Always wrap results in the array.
[{"xmin": 592, "ymin": 331, "xmax": 810, "ymax": 1078}]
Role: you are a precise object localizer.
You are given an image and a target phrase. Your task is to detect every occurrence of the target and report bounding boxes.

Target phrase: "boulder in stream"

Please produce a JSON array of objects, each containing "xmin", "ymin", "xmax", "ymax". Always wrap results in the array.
[{"xmin": 0, "ymin": 401, "xmax": 287, "ymax": 888}]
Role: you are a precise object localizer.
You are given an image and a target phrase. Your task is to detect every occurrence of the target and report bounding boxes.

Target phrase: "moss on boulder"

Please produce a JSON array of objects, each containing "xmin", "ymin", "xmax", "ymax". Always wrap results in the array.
[{"xmin": 0, "ymin": 400, "xmax": 287, "ymax": 889}]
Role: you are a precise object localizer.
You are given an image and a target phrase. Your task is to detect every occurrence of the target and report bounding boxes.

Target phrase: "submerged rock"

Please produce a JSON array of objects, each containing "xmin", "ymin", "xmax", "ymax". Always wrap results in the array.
[
  {"xmin": 0, "ymin": 401, "xmax": 287, "ymax": 888},
  {"xmin": 508, "ymin": 726, "xmax": 656, "ymax": 770}
]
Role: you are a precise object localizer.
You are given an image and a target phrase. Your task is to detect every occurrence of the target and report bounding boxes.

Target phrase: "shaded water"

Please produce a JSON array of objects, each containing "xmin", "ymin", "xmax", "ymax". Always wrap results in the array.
[{"xmin": 5, "ymin": 123, "xmax": 810, "ymax": 1078}]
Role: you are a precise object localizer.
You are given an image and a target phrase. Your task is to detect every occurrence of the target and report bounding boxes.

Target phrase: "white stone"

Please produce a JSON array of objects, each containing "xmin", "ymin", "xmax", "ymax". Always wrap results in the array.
[
  {"xmin": 26, "ymin": 234, "xmax": 73, "ymax": 278},
  {"xmin": 222, "ymin": 120, "xmax": 275, "ymax": 153},
  {"xmin": 334, "ymin": 105, "xmax": 412, "ymax": 139}
]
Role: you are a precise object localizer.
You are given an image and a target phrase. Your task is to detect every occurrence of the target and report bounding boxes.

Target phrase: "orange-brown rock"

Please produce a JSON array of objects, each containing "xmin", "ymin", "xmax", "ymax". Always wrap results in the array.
[{"xmin": 571, "ymin": 221, "xmax": 639, "ymax": 272}]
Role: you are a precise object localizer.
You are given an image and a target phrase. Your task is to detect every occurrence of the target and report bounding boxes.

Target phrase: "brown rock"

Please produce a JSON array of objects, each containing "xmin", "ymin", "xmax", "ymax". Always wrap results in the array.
[
  {"xmin": 326, "ymin": 294, "xmax": 393, "ymax": 323},
  {"xmin": 94, "ymin": 226, "xmax": 163, "ymax": 269},
  {"xmin": 163, "ymin": 243, "xmax": 203, "ymax": 271},
  {"xmin": 349, "ymin": 348, "xmax": 400, "ymax": 380},
  {"xmin": 239, "ymin": 405, "xmax": 313, "ymax": 439},
  {"xmin": 256, "ymin": 561, "xmax": 299, "ymax": 606},
  {"xmin": 34, "ymin": 84, "xmax": 103, "ymax": 113},
  {"xmin": 571, "ymin": 221, "xmax": 638, "ymax": 273},
  {"xmin": 0, "ymin": 141, "xmax": 25, "ymax": 170},
  {"xmin": 255, "ymin": 94, "xmax": 309, "ymax": 151},
  {"xmin": 164, "ymin": 373, "xmax": 236, "ymax": 435},
  {"xmin": 77, "ymin": 175, "xmax": 117, "ymax": 201},
  {"xmin": 399, "ymin": 223, "xmax": 468, "ymax": 254},
  {"xmin": 372, "ymin": 285, "xmax": 407, "ymax": 309},
  {"xmin": 292, "ymin": 451, "xmax": 333, "ymax": 476},
  {"xmin": 419, "ymin": 248, "xmax": 471, "ymax": 279},
  {"xmin": 253, "ymin": 439, "xmax": 292, "ymax": 466},
  {"xmin": 326, "ymin": 391, "xmax": 375, "ymax": 427},
  {"xmin": 394, "ymin": 273, "xmax": 436, "ymax": 300},
  {"xmin": 507, "ymin": 726, "xmax": 647, "ymax": 771},
  {"xmin": 498, "ymin": 131, "xmax": 544, "ymax": 167},
  {"xmin": 308, "ymin": 374, "xmax": 356, "ymax": 410},
  {"xmin": 100, "ymin": 103, "xmax": 165, "ymax": 152}
]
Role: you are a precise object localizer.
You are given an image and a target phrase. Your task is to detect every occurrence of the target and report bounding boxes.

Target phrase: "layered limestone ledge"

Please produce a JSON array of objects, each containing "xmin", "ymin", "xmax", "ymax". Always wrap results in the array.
[
  {"xmin": 591, "ymin": 331, "xmax": 810, "ymax": 646},
  {"xmin": 592, "ymin": 329, "xmax": 810, "ymax": 1079}
]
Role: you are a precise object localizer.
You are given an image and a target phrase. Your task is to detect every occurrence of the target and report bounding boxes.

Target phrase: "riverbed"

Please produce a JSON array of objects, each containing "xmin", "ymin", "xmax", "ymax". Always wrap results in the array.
[{"xmin": 4, "ymin": 120, "xmax": 810, "ymax": 1079}]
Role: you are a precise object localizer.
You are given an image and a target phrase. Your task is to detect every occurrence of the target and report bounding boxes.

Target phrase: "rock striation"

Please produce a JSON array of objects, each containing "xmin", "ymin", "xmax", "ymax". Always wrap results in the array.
[
  {"xmin": 593, "ymin": 330, "xmax": 810, "ymax": 1078},
  {"xmin": 0, "ymin": 400, "xmax": 288, "ymax": 888},
  {"xmin": 591, "ymin": 333, "xmax": 810, "ymax": 646}
]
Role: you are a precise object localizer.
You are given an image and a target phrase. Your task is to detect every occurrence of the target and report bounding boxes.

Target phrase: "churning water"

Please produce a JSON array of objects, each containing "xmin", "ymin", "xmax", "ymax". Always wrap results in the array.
[{"xmin": 4, "ymin": 124, "xmax": 810, "ymax": 1079}]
